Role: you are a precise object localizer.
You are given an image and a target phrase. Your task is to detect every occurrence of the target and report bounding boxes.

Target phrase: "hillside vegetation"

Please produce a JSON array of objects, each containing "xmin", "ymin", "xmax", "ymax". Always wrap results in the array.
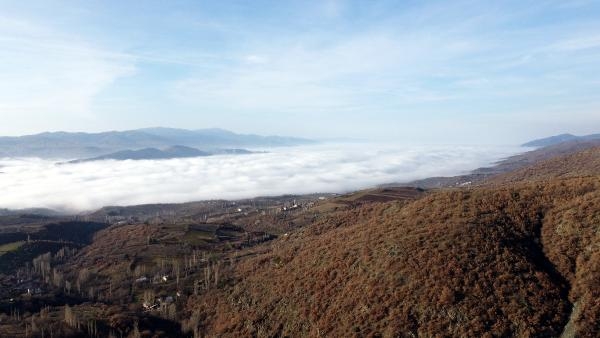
[
  {"xmin": 1, "ymin": 147, "xmax": 599, "ymax": 337},
  {"xmin": 489, "ymin": 146, "xmax": 600, "ymax": 184},
  {"xmin": 183, "ymin": 148, "xmax": 600, "ymax": 337}
]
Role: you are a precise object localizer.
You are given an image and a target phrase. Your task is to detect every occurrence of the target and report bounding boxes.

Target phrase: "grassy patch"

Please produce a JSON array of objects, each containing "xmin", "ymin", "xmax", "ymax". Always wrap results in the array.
[{"xmin": 0, "ymin": 241, "xmax": 25, "ymax": 256}]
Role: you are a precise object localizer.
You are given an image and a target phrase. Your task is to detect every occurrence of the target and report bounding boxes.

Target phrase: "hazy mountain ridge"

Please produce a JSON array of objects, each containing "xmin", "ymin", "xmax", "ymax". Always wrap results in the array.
[
  {"xmin": 66, "ymin": 145, "xmax": 256, "ymax": 164},
  {"xmin": 522, "ymin": 132, "xmax": 600, "ymax": 147},
  {"xmin": 0, "ymin": 128, "xmax": 314, "ymax": 159},
  {"xmin": 67, "ymin": 145, "xmax": 209, "ymax": 163}
]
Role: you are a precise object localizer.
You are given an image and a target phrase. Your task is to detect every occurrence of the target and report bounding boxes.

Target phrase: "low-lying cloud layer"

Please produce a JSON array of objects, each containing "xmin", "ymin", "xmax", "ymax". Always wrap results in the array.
[{"xmin": 0, "ymin": 144, "xmax": 522, "ymax": 212}]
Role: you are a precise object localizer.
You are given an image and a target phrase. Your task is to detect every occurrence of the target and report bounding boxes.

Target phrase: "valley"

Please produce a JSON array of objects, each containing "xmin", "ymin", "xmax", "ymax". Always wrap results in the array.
[
  {"xmin": 2, "ymin": 1, "xmax": 598, "ymax": 336},
  {"xmin": 0, "ymin": 142, "xmax": 599, "ymax": 337}
]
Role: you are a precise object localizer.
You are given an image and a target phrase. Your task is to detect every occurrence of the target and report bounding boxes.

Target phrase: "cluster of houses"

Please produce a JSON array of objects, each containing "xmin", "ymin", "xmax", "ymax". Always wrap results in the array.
[
  {"xmin": 134, "ymin": 273, "xmax": 180, "ymax": 312},
  {"xmin": 142, "ymin": 295, "xmax": 176, "ymax": 311},
  {"xmin": 281, "ymin": 203, "xmax": 300, "ymax": 212}
]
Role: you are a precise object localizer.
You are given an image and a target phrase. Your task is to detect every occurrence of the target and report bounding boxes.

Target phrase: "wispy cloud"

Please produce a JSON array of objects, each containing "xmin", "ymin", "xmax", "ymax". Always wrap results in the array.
[
  {"xmin": 167, "ymin": 0, "xmax": 600, "ymax": 135},
  {"xmin": 552, "ymin": 35, "xmax": 600, "ymax": 51},
  {"xmin": 0, "ymin": 16, "xmax": 134, "ymax": 132},
  {"xmin": 171, "ymin": 28, "xmax": 477, "ymax": 114}
]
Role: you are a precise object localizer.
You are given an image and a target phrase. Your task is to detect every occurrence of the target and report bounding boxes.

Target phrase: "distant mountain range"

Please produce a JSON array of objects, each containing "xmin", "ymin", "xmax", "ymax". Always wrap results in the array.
[
  {"xmin": 522, "ymin": 133, "xmax": 600, "ymax": 147},
  {"xmin": 67, "ymin": 145, "xmax": 255, "ymax": 163},
  {"xmin": 0, "ymin": 128, "xmax": 314, "ymax": 159},
  {"xmin": 78, "ymin": 145, "xmax": 209, "ymax": 162}
]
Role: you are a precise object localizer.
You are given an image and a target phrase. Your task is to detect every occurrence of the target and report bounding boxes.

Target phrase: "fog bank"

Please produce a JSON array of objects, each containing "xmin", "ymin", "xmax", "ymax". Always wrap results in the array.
[{"xmin": 0, "ymin": 144, "xmax": 523, "ymax": 212}]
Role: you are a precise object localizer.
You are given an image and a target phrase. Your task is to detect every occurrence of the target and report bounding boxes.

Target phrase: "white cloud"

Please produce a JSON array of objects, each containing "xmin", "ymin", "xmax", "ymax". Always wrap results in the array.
[
  {"xmin": 166, "ymin": 0, "xmax": 600, "ymax": 130},
  {"xmin": 243, "ymin": 54, "xmax": 269, "ymax": 65},
  {"xmin": 552, "ymin": 35, "xmax": 600, "ymax": 51},
  {"xmin": 171, "ymin": 29, "xmax": 477, "ymax": 115},
  {"xmin": 0, "ymin": 17, "xmax": 135, "ymax": 133},
  {"xmin": 0, "ymin": 144, "xmax": 522, "ymax": 212}
]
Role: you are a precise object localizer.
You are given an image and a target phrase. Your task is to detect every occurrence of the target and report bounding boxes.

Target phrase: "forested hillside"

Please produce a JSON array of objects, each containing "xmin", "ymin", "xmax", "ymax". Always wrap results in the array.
[{"xmin": 185, "ymin": 176, "xmax": 600, "ymax": 337}]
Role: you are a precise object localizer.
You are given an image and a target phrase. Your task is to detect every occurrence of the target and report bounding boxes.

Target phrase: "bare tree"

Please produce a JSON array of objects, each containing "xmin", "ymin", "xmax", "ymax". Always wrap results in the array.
[{"xmin": 64, "ymin": 305, "xmax": 77, "ymax": 328}]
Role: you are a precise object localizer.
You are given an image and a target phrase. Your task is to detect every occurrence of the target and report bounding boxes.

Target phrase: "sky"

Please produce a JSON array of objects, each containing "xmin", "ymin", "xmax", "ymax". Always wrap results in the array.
[{"xmin": 1, "ymin": 0, "xmax": 599, "ymax": 144}]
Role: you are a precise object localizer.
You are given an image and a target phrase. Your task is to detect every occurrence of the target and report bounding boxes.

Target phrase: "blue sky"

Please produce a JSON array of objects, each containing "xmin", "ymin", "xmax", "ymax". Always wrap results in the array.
[{"xmin": 1, "ymin": 0, "xmax": 599, "ymax": 144}]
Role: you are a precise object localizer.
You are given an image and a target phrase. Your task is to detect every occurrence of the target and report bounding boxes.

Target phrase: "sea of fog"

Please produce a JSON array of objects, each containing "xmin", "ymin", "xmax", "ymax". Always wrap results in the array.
[{"xmin": 0, "ymin": 143, "xmax": 526, "ymax": 212}]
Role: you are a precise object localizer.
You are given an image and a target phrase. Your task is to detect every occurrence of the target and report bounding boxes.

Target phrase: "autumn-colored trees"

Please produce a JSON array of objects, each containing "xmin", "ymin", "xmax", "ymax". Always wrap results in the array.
[{"xmin": 185, "ymin": 176, "xmax": 600, "ymax": 337}]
